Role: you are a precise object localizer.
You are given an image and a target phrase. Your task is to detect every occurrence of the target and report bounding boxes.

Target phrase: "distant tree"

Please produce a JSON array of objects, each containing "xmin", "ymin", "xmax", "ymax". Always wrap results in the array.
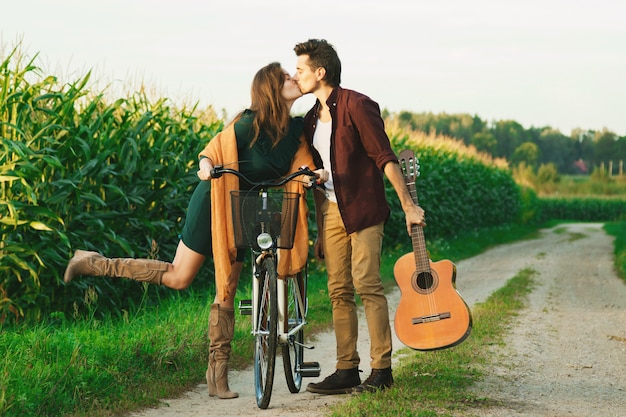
[
  {"xmin": 536, "ymin": 163, "xmax": 560, "ymax": 194},
  {"xmin": 471, "ymin": 115, "xmax": 486, "ymax": 135},
  {"xmin": 511, "ymin": 142, "xmax": 540, "ymax": 168},
  {"xmin": 404, "ymin": 112, "xmax": 484, "ymax": 144},
  {"xmin": 396, "ymin": 110, "xmax": 412, "ymax": 126},
  {"xmin": 447, "ymin": 114, "xmax": 476, "ymax": 144},
  {"xmin": 409, "ymin": 112, "xmax": 434, "ymax": 134},
  {"xmin": 615, "ymin": 137, "xmax": 626, "ymax": 174},
  {"xmin": 536, "ymin": 128, "xmax": 577, "ymax": 173},
  {"xmin": 616, "ymin": 136, "xmax": 626, "ymax": 157},
  {"xmin": 493, "ymin": 120, "xmax": 527, "ymax": 159},
  {"xmin": 537, "ymin": 163, "xmax": 560, "ymax": 183},
  {"xmin": 471, "ymin": 131, "xmax": 497, "ymax": 155},
  {"xmin": 594, "ymin": 129, "xmax": 618, "ymax": 169},
  {"xmin": 575, "ymin": 129, "xmax": 596, "ymax": 171}
]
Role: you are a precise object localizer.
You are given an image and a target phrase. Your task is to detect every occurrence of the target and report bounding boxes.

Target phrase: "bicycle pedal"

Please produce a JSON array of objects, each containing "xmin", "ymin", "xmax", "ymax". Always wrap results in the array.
[
  {"xmin": 238, "ymin": 299, "xmax": 252, "ymax": 315},
  {"xmin": 298, "ymin": 361, "xmax": 321, "ymax": 378}
]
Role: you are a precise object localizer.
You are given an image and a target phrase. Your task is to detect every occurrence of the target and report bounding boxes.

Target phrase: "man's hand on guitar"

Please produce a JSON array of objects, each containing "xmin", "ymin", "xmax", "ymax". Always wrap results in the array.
[{"xmin": 405, "ymin": 204, "xmax": 426, "ymax": 235}]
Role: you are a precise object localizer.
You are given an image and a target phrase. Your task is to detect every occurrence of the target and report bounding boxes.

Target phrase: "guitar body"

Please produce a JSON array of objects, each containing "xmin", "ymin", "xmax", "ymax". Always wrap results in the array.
[
  {"xmin": 393, "ymin": 254, "xmax": 472, "ymax": 351},
  {"xmin": 393, "ymin": 148, "xmax": 472, "ymax": 351}
]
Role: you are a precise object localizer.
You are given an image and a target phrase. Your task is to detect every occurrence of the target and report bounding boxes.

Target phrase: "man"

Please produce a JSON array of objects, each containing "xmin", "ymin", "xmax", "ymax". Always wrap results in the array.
[{"xmin": 293, "ymin": 39, "xmax": 425, "ymax": 394}]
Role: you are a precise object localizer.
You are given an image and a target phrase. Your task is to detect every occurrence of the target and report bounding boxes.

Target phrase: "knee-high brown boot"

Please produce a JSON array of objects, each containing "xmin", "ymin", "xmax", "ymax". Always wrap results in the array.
[
  {"xmin": 206, "ymin": 303, "xmax": 239, "ymax": 399},
  {"xmin": 63, "ymin": 250, "xmax": 170, "ymax": 284}
]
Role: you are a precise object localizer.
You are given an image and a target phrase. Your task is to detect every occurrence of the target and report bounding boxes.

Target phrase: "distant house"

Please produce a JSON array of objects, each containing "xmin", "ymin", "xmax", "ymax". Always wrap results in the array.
[{"xmin": 573, "ymin": 159, "xmax": 588, "ymax": 174}]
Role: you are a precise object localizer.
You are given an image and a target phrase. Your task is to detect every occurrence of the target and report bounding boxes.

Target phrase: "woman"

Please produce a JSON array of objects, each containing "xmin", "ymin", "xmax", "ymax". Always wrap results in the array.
[{"xmin": 64, "ymin": 62, "xmax": 327, "ymax": 399}]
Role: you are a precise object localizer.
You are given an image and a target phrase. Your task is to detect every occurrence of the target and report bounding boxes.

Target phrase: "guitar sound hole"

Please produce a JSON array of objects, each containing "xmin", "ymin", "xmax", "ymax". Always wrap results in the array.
[
  {"xmin": 411, "ymin": 271, "xmax": 439, "ymax": 294},
  {"xmin": 417, "ymin": 272, "xmax": 434, "ymax": 289}
]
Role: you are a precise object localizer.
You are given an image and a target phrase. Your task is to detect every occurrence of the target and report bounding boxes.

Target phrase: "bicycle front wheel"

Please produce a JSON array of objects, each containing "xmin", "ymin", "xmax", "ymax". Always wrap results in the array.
[
  {"xmin": 254, "ymin": 256, "xmax": 278, "ymax": 409},
  {"xmin": 282, "ymin": 272, "xmax": 305, "ymax": 393}
]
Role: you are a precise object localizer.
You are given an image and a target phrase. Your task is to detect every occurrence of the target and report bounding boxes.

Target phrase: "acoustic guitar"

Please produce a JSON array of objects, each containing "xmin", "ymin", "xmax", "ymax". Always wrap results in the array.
[{"xmin": 393, "ymin": 149, "xmax": 472, "ymax": 351}]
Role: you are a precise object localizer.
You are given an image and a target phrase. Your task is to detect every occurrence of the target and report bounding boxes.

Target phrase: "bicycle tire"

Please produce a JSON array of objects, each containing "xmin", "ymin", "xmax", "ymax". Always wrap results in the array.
[
  {"xmin": 254, "ymin": 256, "xmax": 278, "ymax": 409},
  {"xmin": 282, "ymin": 272, "xmax": 305, "ymax": 393}
]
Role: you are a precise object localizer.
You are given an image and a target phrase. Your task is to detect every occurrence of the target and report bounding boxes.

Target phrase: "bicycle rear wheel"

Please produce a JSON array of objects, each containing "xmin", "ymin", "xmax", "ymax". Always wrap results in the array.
[
  {"xmin": 254, "ymin": 256, "xmax": 277, "ymax": 409},
  {"xmin": 282, "ymin": 271, "xmax": 305, "ymax": 393}
]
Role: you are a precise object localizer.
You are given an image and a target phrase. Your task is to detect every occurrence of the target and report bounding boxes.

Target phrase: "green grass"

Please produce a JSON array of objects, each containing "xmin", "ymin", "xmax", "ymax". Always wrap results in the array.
[
  {"xmin": 0, "ymin": 292, "xmax": 213, "ymax": 417},
  {"xmin": 554, "ymin": 174, "xmax": 626, "ymax": 197},
  {"xmin": 604, "ymin": 222, "xmax": 626, "ymax": 284}
]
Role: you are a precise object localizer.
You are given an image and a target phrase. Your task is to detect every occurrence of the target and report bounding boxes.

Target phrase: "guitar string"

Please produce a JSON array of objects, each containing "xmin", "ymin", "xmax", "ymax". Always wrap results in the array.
[{"xmin": 408, "ymin": 172, "xmax": 438, "ymax": 315}]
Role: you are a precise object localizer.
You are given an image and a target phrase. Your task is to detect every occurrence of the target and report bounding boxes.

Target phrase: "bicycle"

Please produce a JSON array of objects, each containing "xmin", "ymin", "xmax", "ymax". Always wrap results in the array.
[{"xmin": 211, "ymin": 164, "xmax": 322, "ymax": 409}]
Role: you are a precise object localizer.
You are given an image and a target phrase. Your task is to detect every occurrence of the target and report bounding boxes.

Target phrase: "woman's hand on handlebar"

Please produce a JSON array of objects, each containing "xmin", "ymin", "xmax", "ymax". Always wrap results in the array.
[{"xmin": 197, "ymin": 158, "xmax": 214, "ymax": 181}]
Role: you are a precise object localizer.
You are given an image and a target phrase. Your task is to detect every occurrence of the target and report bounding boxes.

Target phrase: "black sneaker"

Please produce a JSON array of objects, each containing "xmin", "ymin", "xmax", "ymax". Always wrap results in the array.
[
  {"xmin": 352, "ymin": 367, "xmax": 393, "ymax": 393},
  {"xmin": 306, "ymin": 368, "xmax": 361, "ymax": 395}
]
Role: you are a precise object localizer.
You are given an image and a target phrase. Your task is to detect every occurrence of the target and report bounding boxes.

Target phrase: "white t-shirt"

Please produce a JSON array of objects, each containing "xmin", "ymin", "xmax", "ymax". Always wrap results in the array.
[{"xmin": 312, "ymin": 119, "xmax": 336, "ymax": 202}]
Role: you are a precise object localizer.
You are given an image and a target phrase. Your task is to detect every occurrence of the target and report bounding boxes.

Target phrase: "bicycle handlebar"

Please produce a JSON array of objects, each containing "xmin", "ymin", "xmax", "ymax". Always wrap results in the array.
[{"xmin": 210, "ymin": 165, "xmax": 318, "ymax": 189}]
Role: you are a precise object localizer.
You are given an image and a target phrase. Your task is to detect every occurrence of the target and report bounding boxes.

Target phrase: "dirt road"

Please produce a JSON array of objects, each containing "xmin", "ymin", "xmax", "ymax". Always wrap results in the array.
[{"xmin": 130, "ymin": 223, "xmax": 626, "ymax": 417}]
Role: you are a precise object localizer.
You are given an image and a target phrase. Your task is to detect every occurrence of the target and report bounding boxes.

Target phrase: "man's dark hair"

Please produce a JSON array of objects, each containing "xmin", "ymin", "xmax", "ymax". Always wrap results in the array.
[{"xmin": 294, "ymin": 39, "xmax": 341, "ymax": 87}]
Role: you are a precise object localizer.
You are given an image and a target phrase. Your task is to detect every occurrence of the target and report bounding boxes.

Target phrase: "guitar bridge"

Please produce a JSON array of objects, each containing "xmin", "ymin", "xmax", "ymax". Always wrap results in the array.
[{"xmin": 412, "ymin": 312, "xmax": 451, "ymax": 324}]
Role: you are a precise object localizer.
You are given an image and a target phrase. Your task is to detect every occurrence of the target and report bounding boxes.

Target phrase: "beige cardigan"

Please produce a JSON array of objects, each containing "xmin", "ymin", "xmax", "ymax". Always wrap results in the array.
[{"xmin": 199, "ymin": 123, "xmax": 316, "ymax": 301}]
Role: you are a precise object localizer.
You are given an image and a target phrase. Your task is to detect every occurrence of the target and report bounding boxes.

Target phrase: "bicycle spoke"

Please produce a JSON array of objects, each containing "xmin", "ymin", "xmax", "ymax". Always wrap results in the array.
[
  {"xmin": 254, "ymin": 258, "xmax": 277, "ymax": 409},
  {"xmin": 283, "ymin": 272, "xmax": 305, "ymax": 393}
]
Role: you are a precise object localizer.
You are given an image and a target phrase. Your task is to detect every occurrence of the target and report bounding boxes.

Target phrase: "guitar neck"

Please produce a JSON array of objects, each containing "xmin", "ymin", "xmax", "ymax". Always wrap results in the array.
[{"xmin": 407, "ymin": 181, "xmax": 430, "ymax": 273}]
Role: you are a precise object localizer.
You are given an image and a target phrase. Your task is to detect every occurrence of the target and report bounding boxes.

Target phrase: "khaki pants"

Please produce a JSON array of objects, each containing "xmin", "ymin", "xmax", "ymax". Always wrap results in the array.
[{"xmin": 321, "ymin": 200, "xmax": 392, "ymax": 370}]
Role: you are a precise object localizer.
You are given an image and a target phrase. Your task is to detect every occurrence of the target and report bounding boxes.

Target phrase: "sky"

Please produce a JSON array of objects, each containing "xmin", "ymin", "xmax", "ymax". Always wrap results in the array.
[{"xmin": 2, "ymin": 0, "xmax": 625, "ymax": 136}]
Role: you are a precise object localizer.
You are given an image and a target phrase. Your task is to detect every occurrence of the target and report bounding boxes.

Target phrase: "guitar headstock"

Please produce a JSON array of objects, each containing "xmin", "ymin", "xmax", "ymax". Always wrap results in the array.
[{"xmin": 398, "ymin": 149, "xmax": 420, "ymax": 183}]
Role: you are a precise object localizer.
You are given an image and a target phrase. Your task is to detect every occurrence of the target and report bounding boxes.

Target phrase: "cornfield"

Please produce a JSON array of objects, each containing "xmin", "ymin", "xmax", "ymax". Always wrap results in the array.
[
  {"xmin": 384, "ymin": 119, "xmax": 521, "ymax": 247},
  {"xmin": 1, "ymin": 45, "xmax": 222, "ymax": 323}
]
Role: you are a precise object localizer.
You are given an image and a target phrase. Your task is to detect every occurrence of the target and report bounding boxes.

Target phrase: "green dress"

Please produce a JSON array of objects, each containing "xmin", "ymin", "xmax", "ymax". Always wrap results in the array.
[{"xmin": 181, "ymin": 110, "xmax": 303, "ymax": 257}]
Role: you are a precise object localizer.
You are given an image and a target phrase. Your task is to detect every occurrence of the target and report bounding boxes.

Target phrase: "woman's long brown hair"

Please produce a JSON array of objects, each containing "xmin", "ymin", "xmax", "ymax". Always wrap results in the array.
[{"xmin": 236, "ymin": 62, "xmax": 290, "ymax": 148}]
